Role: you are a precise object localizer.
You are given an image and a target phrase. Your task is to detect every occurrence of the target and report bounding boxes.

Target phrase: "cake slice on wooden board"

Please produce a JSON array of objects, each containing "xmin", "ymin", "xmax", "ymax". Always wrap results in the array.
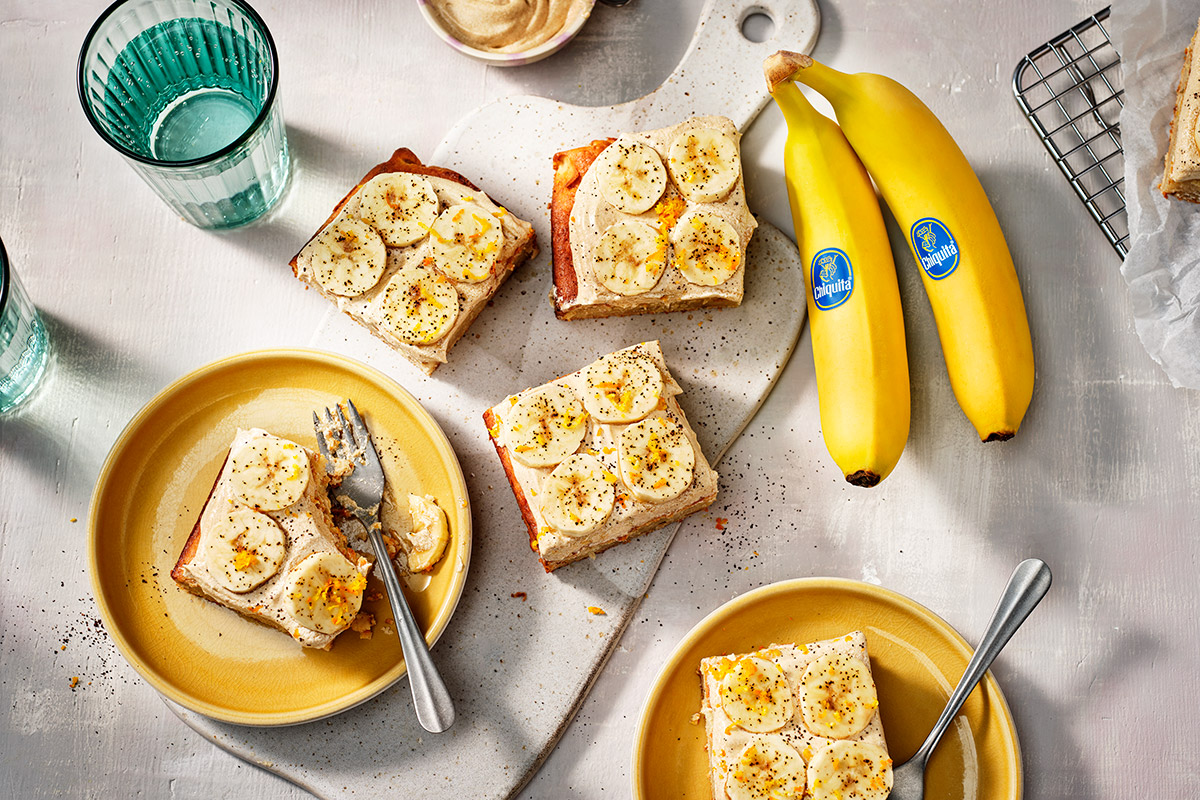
[
  {"xmin": 698, "ymin": 631, "xmax": 894, "ymax": 800},
  {"xmin": 291, "ymin": 148, "xmax": 538, "ymax": 374},
  {"xmin": 1162, "ymin": 19, "xmax": 1200, "ymax": 203},
  {"xmin": 483, "ymin": 341, "xmax": 718, "ymax": 571},
  {"xmin": 551, "ymin": 116, "xmax": 757, "ymax": 319},
  {"xmin": 171, "ymin": 428, "xmax": 372, "ymax": 650}
]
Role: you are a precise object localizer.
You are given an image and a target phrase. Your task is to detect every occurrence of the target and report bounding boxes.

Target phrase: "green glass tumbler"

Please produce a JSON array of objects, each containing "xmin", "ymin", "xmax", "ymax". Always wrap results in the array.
[
  {"xmin": 77, "ymin": 0, "xmax": 290, "ymax": 229},
  {"xmin": 0, "ymin": 239, "xmax": 51, "ymax": 414}
]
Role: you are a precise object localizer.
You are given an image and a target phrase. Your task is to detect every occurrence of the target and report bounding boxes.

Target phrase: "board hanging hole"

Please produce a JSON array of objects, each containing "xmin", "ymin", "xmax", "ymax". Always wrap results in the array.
[{"xmin": 739, "ymin": 7, "xmax": 775, "ymax": 43}]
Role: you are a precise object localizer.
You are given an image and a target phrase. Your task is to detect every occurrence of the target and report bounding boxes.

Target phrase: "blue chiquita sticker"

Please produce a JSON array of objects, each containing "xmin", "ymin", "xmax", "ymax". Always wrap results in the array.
[
  {"xmin": 811, "ymin": 247, "xmax": 854, "ymax": 310},
  {"xmin": 910, "ymin": 217, "xmax": 960, "ymax": 280}
]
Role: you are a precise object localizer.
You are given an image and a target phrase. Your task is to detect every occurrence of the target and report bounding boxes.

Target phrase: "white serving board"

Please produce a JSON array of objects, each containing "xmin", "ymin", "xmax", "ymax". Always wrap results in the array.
[{"xmin": 173, "ymin": 1, "xmax": 818, "ymax": 796}]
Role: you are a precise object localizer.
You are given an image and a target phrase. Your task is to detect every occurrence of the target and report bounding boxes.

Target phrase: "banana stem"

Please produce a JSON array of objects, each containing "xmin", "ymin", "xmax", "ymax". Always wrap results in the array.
[
  {"xmin": 769, "ymin": 80, "xmax": 818, "ymax": 122},
  {"xmin": 763, "ymin": 50, "xmax": 849, "ymax": 102}
]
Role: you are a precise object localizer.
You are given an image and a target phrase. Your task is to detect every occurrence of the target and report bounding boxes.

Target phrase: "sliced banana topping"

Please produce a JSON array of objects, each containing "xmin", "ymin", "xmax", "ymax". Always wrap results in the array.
[
  {"xmin": 427, "ymin": 202, "xmax": 504, "ymax": 284},
  {"xmin": 306, "ymin": 216, "xmax": 388, "ymax": 297},
  {"xmin": 718, "ymin": 656, "xmax": 795, "ymax": 733},
  {"xmin": 201, "ymin": 505, "xmax": 287, "ymax": 593},
  {"xmin": 281, "ymin": 550, "xmax": 367, "ymax": 635},
  {"xmin": 503, "ymin": 384, "xmax": 589, "ymax": 469},
  {"xmin": 671, "ymin": 211, "xmax": 742, "ymax": 287},
  {"xmin": 724, "ymin": 733, "xmax": 807, "ymax": 800},
  {"xmin": 403, "ymin": 493, "xmax": 450, "ymax": 573},
  {"xmin": 798, "ymin": 653, "xmax": 880, "ymax": 739},
  {"xmin": 356, "ymin": 172, "xmax": 440, "ymax": 247},
  {"xmin": 540, "ymin": 453, "xmax": 616, "ymax": 536},
  {"xmin": 376, "ymin": 264, "xmax": 460, "ymax": 345},
  {"xmin": 807, "ymin": 740, "xmax": 893, "ymax": 800},
  {"xmin": 618, "ymin": 414, "xmax": 695, "ymax": 503},
  {"xmin": 667, "ymin": 127, "xmax": 741, "ymax": 203},
  {"xmin": 594, "ymin": 138, "xmax": 668, "ymax": 214},
  {"xmin": 580, "ymin": 350, "xmax": 663, "ymax": 424},
  {"xmin": 228, "ymin": 432, "xmax": 311, "ymax": 512},
  {"xmin": 593, "ymin": 220, "xmax": 667, "ymax": 296}
]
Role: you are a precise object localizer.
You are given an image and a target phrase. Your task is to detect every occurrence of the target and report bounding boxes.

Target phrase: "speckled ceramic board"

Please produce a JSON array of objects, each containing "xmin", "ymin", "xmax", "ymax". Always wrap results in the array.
[
  {"xmin": 89, "ymin": 350, "xmax": 471, "ymax": 726},
  {"xmin": 632, "ymin": 578, "xmax": 1021, "ymax": 800},
  {"xmin": 173, "ymin": 0, "xmax": 818, "ymax": 796}
]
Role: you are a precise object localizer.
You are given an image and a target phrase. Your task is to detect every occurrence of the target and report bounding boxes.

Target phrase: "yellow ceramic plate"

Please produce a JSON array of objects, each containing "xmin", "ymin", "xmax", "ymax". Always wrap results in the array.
[
  {"xmin": 632, "ymin": 578, "xmax": 1021, "ymax": 800},
  {"xmin": 88, "ymin": 349, "xmax": 471, "ymax": 726}
]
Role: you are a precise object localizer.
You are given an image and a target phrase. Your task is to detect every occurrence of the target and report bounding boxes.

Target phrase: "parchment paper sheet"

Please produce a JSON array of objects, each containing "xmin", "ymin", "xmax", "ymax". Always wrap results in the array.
[{"xmin": 1112, "ymin": 0, "xmax": 1200, "ymax": 388}]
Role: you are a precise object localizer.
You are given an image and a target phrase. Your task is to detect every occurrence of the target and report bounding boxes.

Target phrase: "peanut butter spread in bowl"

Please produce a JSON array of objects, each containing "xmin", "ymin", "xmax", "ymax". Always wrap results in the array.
[{"xmin": 421, "ymin": 0, "xmax": 594, "ymax": 63}]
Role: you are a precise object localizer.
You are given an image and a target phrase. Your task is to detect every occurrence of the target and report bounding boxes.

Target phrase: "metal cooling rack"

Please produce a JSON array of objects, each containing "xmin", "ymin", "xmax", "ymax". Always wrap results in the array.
[{"xmin": 1013, "ymin": 7, "xmax": 1128, "ymax": 259}]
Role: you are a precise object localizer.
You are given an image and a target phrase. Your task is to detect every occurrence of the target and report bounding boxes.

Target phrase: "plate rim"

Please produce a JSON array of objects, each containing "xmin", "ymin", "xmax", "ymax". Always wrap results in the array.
[
  {"xmin": 629, "ymin": 576, "xmax": 1023, "ymax": 800},
  {"xmin": 86, "ymin": 347, "xmax": 473, "ymax": 726}
]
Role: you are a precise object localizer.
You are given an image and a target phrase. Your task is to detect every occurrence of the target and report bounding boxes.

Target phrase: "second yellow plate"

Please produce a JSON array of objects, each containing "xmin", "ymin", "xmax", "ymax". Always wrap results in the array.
[
  {"xmin": 88, "ymin": 349, "xmax": 471, "ymax": 726},
  {"xmin": 632, "ymin": 577, "xmax": 1021, "ymax": 799}
]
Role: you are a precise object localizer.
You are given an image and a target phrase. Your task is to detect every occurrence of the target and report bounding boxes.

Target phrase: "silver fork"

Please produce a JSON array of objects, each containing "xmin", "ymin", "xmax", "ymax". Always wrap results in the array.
[{"xmin": 314, "ymin": 399, "xmax": 455, "ymax": 733}]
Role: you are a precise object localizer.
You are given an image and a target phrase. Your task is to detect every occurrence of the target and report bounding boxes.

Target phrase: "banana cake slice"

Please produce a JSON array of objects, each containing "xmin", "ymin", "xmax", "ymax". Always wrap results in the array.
[
  {"xmin": 291, "ymin": 148, "xmax": 538, "ymax": 374},
  {"xmin": 551, "ymin": 116, "xmax": 757, "ymax": 320},
  {"xmin": 483, "ymin": 340, "xmax": 718, "ymax": 571},
  {"xmin": 698, "ymin": 631, "xmax": 893, "ymax": 800},
  {"xmin": 1163, "ymin": 18, "xmax": 1200, "ymax": 203}
]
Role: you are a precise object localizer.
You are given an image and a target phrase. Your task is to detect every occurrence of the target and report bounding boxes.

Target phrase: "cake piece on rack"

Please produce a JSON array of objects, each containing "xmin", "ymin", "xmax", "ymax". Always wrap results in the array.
[{"xmin": 483, "ymin": 341, "xmax": 718, "ymax": 571}]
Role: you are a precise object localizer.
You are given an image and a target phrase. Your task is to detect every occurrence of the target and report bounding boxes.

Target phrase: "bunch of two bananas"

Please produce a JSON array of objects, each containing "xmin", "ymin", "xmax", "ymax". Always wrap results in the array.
[{"xmin": 765, "ymin": 51, "xmax": 1035, "ymax": 487}]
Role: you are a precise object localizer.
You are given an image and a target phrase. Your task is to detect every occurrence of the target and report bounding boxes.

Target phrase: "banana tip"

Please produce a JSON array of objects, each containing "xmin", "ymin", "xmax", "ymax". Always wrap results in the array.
[
  {"xmin": 983, "ymin": 430, "xmax": 1016, "ymax": 443},
  {"xmin": 763, "ymin": 50, "xmax": 813, "ymax": 93},
  {"xmin": 845, "ymin": 470, "xmax": 881, "ymax": 488}
]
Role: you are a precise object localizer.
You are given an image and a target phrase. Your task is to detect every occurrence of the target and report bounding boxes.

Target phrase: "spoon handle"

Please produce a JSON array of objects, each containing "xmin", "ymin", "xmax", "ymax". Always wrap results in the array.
[{"xmin": 911, "ymin": 558, "xmax": 1052, "ymax": 766}]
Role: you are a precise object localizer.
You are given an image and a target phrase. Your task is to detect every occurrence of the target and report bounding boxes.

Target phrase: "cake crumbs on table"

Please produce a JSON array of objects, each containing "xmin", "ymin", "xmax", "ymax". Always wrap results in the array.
[
  {"xmin": 511, "ymin": 591, "xmax": 527, "ymax": 600},
  {"xmin": 587, "ymin": 606, "xmax": 606, "ymax": 615}
]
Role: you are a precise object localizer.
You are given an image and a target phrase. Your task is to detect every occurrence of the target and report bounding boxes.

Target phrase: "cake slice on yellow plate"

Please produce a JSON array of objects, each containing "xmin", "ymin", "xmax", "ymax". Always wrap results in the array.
[
  {"xmin": 171, "ymin": 428, "xmax": 372, "ymax": 650},
  {"xmin": 698, "ymin": 631, "xmax": 893, "ymax": 800}
]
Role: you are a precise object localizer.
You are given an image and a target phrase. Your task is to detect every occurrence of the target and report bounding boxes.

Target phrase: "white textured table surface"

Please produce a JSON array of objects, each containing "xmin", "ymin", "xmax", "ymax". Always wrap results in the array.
[{"xmin": 2, "ymin": 1, "xmax": 1195, "ymax": 798}]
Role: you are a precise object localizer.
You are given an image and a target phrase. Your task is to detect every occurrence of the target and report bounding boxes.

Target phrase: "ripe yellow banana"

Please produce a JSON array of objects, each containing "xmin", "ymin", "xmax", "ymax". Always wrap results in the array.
[
  {"xmin": 766, "ymin": 69, "xmax": 910, "ymax": 487},
  {"xmin": 767, "ymin": 51, "xmax": 1034, "ymax": 442}
]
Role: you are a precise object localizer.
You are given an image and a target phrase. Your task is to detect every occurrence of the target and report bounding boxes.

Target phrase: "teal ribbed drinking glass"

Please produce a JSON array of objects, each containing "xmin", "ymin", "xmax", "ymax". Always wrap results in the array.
[
  {"xmin": 0, "ymin": 239, "xmax": 51, "ymax": 413},
  {"xmin": 77, "ymin": 0, "xmax": 290, "ymax": 229}
]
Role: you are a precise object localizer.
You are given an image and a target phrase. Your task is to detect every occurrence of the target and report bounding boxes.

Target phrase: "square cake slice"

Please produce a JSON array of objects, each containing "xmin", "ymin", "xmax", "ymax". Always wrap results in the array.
[
  {"xmin": 551, "ymin": 116, "xmax": 757, "ymax": 320},
  {"xmin": 699, "ymin": 631, "xmax": 893, "ymax": 800},
  {"xmin": 171, "ymin": 428, "xmax": 372, "ymax": 650},
  {"xmin": 291, "ymin": 148, "xmax": 538, "ymax": 374},
  {"xmin": 483, "ymin": 341, "xmax": 718, "ymax": 571},
  {"xmin": 1162, "ymin": 18, "xmax": 1200, "ymax": 203}
]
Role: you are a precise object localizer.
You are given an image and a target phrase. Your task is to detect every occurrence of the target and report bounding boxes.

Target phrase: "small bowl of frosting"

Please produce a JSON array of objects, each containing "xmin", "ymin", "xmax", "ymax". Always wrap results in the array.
[{"xmin": 417, "ymin": 0, "xmax": 597, "ymax": 66}]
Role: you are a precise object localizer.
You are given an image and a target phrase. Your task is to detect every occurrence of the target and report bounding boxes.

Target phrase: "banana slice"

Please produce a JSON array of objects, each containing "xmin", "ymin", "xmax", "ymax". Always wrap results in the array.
[
  {"xmin": 503, "ymin": 384, "xmax": 589, "ymax": 469},
  {"xmin": 798, "ymin": 653, "xmax": 880, "ymax": 739},
  {"xmin": 228, "ymin": 432, "xmax": 310, "ymax": 512},
  {"xmin": 201, "ymin": 506, "xmax": 287, "ymax": 593},
  {"xmin": 357, "ymin": 172, "xmax": 440, "ymax": 247},
  {"xmin": 403, "ymin": 494, "xmax": 450, "ymax": 573},
  {"xmin": 667, "ymin": 127, "xmax": 741, "ymax": 202},
  {"xmin": 718, "ymin": 656, "xmax": 795, "ymax": 733},
  {"xmin": 671, "ymin": 211, "xmax": 742, "ymax": 287},
  {"xmin": 807, "ymin": 740, "xmax": 893, "ymax": 800},
  {"xmin": 618, "ymin": 415, "xmax": 695, "ymax": 503},
  {"xmin": 427, "ymin": 203, "xmax": 504, "ymax": 284},
  {"xmin": 724, "ymin": 733, "xmax": 806, "ymax": 800},
  {"xmin": 305, "ymin": 216, "xmax": 388, "ymax": 297},
  {"xmin": 580, "ymin": 350, "xmax": 663, "ymax": 423},
  {"xmin": 593, "ymin": 220, "xmax": 667, "ymax": 296},
  {"xmin": 540, "ymin": 453, "xmax": 616, "ymax": 536},
  {"xmin": 375, "ymin": 264, "xmax": 460, "ymax": 345},
  {"xmin": 281, "ymin": 550, "xmax": 367, "ymax": 635},
  {"xmin": 594, "ymin": 138, "xmax": 668, "ymax": 214}
]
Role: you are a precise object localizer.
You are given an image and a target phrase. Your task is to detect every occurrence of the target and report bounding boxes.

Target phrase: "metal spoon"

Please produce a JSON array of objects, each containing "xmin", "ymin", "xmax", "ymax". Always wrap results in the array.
[{"xmin": 889, "ymin": 558, "xmax": 1052, "ymax": 800}]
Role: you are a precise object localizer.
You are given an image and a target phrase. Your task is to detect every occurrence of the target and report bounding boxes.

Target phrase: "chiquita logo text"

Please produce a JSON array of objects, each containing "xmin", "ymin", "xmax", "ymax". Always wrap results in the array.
[
  {"xmin": 910, "ymin": 217, "xmax": 959, "ymax": 280},
  {"xmin": 810, "ymin": 247, "xmax": 854, "ymax": 310}
]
